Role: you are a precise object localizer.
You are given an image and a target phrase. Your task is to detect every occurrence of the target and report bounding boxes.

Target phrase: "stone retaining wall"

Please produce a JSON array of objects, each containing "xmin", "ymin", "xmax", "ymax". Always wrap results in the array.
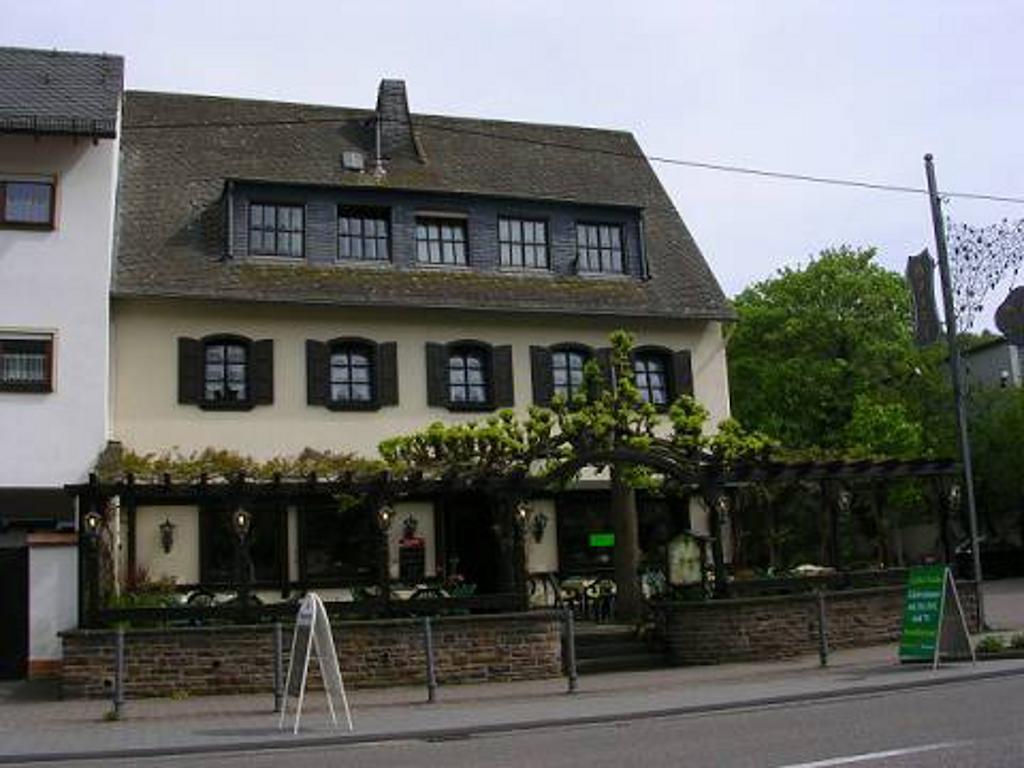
[
  {"xmin": 662, "ymin": 582, "xmax": 979, "ymax": 665},
  {"xmin": 61, "ymin": 611, "xmax": 562, "ymax": 699}
]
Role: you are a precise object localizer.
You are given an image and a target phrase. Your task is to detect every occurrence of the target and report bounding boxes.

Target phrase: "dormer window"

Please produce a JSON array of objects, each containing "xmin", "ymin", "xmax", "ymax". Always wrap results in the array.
[
  {"xmin": 249, "ymin": 203, "xmax": 304, "ymax": 258},
  {"xmin": 416, "ymin": 217, "xmax": 467, "ymax": 265},
  {"xmin": 338, "ymin": 209, "xmax": 389, "ymax": 261},
  {"xmin": 499, "ymin": 217, "xmax": 548, "ymax": 269},
  {"xmin": 576, "ymin": 223, "xmax": 624, "ymax": 274}
]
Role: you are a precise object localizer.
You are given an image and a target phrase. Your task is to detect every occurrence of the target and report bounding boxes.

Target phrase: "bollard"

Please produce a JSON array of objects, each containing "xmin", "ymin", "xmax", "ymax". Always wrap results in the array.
[
  {"xmin": 816, "ymin": 590, "xmax": 829, "ymax": 667},
  {"xmin": 273, "ymin": 621, "xmax": 284, "ymax": 713},
  {"xmin": 113, "ymin": 625, "xmax": 126, "ymax": 720},
  {"xmin": 423, "ymin": 616, "xmax": 438, "ymax": 704},
  {"xmin": 564, "ymin": 607, "xmax": 578, "ymax": 694}
]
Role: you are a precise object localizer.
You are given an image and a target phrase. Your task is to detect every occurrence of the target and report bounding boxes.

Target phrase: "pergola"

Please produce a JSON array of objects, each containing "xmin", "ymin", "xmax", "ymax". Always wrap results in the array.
[{"xmin": 67, "ymin": 452, "xmax": 961, "ymax": 627}]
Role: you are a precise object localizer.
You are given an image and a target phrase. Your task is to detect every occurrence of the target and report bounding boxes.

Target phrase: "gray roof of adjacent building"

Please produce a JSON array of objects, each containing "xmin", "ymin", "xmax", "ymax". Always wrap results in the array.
[
  {"xmin": 114, "ymin": 83, "xmax": 734, "ymax": 321},
  {"xmin": 0, "ymin": 46, "xmax": 124, "ymax": 138}
]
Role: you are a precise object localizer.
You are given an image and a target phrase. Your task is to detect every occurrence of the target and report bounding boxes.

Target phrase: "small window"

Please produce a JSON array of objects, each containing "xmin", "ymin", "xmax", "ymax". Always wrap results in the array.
[
  {"xmin": 330, "ymin": 343, "xmax": 375, "ymax": 404},
  {"xmin": 576, "ymin": 223, "xmax": 624, "ymax": 273},
  {"xmin": 0, "ymin": 336, "xmax": 53, "ymax": 393},
  {"xmin": 416, "ymin": 218, "xmax": 467, "ymax": 265},
  {"xmin": 204, "ymin": 340, "xmax": 249, "ymax": 404},
  {"xmin": 552, "ymin": 347, "xmax": 589, "ymax": 400},
  {"xmin": 1, "ymin": 180, "xmax": 55, "ymax": 228},
  {"xmin": 634, "ymin": 352, "xmax": 669, "ymax": 406},
  {"xmin": 338, "ymin": 209, "xmax": 389, "ymax": 261},
  {"xmin": 201, "ymin": 501, "xmax": 284, "ymax": 586},
  {"xmin": 249, "ymin": 203, "xmax": 304, "ymax": 258},
  {"xmin": 448, "ymin": 346, "xmax": 489, "ymax": 405},
  {"xmin": 499, "ymin": 217, "xmax": 548, "ymax": 269},
  {"xmin": 300, "ymin": 500, "xmax": 380, "ymax": 584}
]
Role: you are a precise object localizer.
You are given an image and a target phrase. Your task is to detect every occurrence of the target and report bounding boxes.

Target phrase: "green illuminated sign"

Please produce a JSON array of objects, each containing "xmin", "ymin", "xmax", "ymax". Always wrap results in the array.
[
  {"xmin": 899, "ymin": 565, "xmax": 946, "ymax": 662},
  {"xmin": 589, "ymin": 532, "xmax": 615, "ymax": 548}
]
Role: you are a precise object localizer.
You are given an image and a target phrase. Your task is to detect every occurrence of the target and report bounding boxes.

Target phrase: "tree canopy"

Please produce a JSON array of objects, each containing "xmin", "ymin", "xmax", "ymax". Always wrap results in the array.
[{"xmin": 728, "ymin": 245, "xmax": 953, "ymax": 458}]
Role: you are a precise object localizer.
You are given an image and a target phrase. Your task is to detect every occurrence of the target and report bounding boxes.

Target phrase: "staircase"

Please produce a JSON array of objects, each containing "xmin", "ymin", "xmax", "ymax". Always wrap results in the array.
[{"xmin": 572, "ymin": 622, "xmax": 669, "ymax": 675}]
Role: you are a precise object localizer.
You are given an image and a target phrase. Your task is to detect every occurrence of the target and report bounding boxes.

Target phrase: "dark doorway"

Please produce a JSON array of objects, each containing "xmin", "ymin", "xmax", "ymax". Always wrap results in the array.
[
  {"xmin": 440, "ymin": 494, "xmax": 501, "ymax": 594},
  {"xmin": 0, "ymin": 547, "xmax": 28, "ymax": 679}
]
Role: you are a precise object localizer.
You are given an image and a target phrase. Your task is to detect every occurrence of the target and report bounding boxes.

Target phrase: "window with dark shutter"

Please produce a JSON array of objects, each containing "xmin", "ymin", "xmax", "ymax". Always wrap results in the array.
[
  {"xmin": 377, "ymin": 342, "xmax": 399, "ymax": 407},
  {"xmin": 306, "ymin": 340, "xmax": 329, "ymax": 405},
  {"xmin": 632, "ymin": 345, "xmax": 675, "ymax": 409},
  {"xmin": 307, "ymin": 338, "xmax": 398, "ymax": 411},
  {"xmin": 178, "ymin": 337, "xmax": 203, "ymax": 404},
  {"xmin": 530, "ymin": 346, "xmax": 553, "ymax": 406},
  {"xmin": 250, "ymin": 340, "xmax": 274, "ymax": 405},
  {"xmin": 180, "ymin": 335, "xmax": 273, "ymax": 411},
  {"xmin": 672, "ymin": 349, "xmax": 694, "ymax": 398},
  {"xmin": 492, "ymin": 345, "xmax": 514, "ymax": 408},
  {"xmin": 425, "ymin": 342, "xmax": 448, "ymax": 408},
  {"xmin": 551, "ymin": 345, "xmax": 592, "ymax": 401},
  {"xmin": 428, "ymin": 340, "xmax": 505, "ymax": 411}
]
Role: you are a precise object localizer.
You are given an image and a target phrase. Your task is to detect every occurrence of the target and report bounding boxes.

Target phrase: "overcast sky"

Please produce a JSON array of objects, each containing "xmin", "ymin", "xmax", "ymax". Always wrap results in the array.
[{"xmin": 7, "ymin": 1, "xmax": 1023, "ymax": 327}]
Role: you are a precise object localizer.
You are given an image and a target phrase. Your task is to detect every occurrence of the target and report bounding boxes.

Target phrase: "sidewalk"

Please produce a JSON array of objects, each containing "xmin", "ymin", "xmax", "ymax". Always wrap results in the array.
[{"xmin": 2, "ymin": 644, "xmax": 1023, "ymax": 764}]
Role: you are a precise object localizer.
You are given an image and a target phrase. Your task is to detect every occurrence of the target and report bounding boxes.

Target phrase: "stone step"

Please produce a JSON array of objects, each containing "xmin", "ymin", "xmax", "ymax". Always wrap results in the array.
[
  {"xmin": 576, "ymin": 652, "xmax": 670, "ymax": 675},
  {"xmin": 575, "ymin": 639, "xmax": 653, "ymax": 659}
]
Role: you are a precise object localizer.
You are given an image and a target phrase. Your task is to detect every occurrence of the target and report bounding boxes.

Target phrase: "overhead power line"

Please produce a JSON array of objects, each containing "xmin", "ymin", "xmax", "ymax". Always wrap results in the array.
[{"xmin": 126, "ymin": 111, "xmax": 1024, "ymax": 205}]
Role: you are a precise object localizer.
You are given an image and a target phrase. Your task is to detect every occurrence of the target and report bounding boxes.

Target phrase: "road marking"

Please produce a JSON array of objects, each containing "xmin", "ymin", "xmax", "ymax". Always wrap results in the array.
[{"xmin": 776, "ymin": 741, "xmax": 966, "ymax": 767}]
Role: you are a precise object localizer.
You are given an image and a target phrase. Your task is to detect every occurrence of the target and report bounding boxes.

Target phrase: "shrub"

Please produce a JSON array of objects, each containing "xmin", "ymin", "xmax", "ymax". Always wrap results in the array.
[
  {"xmin": 1010, "ymin": 633, "xmax": 1024, "ymax": 650},
  {"xmin": 976, "ymin": 635, "xmax": 1006, "ymax": 653}
]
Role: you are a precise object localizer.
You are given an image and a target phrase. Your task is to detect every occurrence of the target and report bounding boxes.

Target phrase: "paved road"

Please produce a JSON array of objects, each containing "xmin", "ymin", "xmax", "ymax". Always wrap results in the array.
[
  {"xmin": 11, "ymin": 675, "xmax": 1022, "ymax": 767},
  {"xmin": 984, "ymin": 578, "xmax": 1024, "ymax": 631}
]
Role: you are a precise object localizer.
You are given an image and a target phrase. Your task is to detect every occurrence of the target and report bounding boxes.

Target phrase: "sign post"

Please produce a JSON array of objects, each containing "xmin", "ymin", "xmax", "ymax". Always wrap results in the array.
[
  {"xmin": 899, "ymin": 565, "xmax": 975, "ymax": 668},
  {"xmin": 278, "ymin": 593, "xmax": 353, "ymax": 734}
]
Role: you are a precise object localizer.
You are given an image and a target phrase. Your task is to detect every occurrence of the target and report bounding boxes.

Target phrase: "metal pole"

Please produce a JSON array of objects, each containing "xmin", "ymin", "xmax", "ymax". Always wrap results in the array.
[
  {"xmin": 423, "ymin": 616, "xmax": 438, "ymax": 704},
  {"xmin": 564, "ymin": 607, "xmax": 579, "ymax": 694},
  {"xmin": 924, "ymin": 153, "xmax": 986, "ymax": 629},
  {"xmin": 273, "ymin": 621, "xmax": 284, "ymax": 713},
  {"xmin": 113, "ymin": 626, "xmax": 125, "ymax": 720},
  {"xmin": 816, "ymin": 590, "xmax": 829, "ymax": 667}
]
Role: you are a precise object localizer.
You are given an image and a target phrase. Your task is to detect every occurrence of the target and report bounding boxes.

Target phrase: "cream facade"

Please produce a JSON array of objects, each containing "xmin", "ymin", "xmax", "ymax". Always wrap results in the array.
[{"xmin": 112, "ymin": 299, "xmax": 730, "ymax": 459}]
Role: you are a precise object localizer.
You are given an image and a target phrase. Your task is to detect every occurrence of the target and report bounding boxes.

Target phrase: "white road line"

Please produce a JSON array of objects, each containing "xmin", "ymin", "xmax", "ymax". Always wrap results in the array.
[{"xmin": 776, "ymin": 741, "xmax": 967, "ymax": 768}]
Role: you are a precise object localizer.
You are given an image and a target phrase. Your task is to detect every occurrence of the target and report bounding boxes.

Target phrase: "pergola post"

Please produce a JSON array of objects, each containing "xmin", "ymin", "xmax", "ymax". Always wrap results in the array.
[{"xmin": 706, "ymin": 486, "xmax": 730, "ymax": 599}]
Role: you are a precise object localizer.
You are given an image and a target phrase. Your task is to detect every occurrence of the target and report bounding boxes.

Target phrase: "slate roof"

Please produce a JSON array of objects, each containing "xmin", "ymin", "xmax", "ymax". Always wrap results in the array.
[
  {"xmin": 0, "ymin": 47, "xmax": 123, "ymax": 137},
  {"xmin": 115, "ymin": 89, "xmax": 733, "ymax": 321}
]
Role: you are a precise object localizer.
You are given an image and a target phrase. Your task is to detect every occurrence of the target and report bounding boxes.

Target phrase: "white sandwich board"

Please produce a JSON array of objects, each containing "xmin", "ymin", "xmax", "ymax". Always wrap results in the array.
[{"xmin": 278, "ymin": 592, "xmax": 353, "ymax": 734}]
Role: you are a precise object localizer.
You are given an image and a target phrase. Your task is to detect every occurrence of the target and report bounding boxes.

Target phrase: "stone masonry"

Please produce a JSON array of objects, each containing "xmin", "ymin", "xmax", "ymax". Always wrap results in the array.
[
  {"xmin": 61, "ymin": 611, "xmax": 562, "ymax": 699},
  {"xmin": 663, "ymin": 583, "xmax": 980, "ymax": 666}
]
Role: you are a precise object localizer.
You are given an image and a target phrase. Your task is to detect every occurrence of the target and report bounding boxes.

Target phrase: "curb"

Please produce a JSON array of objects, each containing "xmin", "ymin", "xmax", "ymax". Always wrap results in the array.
[{"xmin": 2, "ymin": 665, "xmax": 1023, "ymax": 764}]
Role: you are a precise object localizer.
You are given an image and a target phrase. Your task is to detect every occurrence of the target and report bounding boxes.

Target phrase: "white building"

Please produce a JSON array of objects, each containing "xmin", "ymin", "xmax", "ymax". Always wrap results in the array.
[{"xmin": 0, "ymin": 47, "xmax": 123, "ymax": 679}]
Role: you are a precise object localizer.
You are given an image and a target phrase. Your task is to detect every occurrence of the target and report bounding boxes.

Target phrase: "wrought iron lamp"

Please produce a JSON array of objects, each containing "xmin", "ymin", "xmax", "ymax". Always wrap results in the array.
[
  {"xmin": 530, "ymin": 512, "xmax": 548, "ymax": 543},
  {"xmin": 159, "ymin": 518, "xmax": 176, "ymax": 554},
  {"xmin": 232, "ymin": 508, "xmax": 252, "ymax": 541},
  {"xmin": 837, "ymin": 488, "xmax": 853, "ymax": 514},
  {"xmin": 83, "ymin": 509, "xmax": 104, "ymax": 539},
  {"xmin": 949, "ymin": 483, "xmax": 962, "ymax": 510},
  {"xmin": 377, "ymin": 503, "xmax": 395, "ymax": 531}
]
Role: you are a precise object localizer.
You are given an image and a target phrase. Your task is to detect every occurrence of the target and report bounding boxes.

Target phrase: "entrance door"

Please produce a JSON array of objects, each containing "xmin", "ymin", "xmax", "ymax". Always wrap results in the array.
[
  {"xmin": 441, "ymin": 494, "xmax": 501, "ymax": 594},
  {"xmin": 0, "ymin": 548, "xmax": 28, "ymax": 679}
]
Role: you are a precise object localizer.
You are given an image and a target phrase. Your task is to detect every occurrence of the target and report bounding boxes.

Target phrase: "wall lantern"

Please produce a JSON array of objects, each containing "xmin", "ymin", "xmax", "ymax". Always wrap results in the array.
[
  {"xmin": 83, "ymin": 509, "xmax": 104, "ymax": 539},
  {"xmin": 837, "ymin": 489, "xmax": 853, "ymax": 513},
  {"xmin": 159, "ymin": 518, "xmax": 176, "ymax": 554},
  {"xmin": 514, "ymin": 499, "xmax": 533, "ymax": 534},
  {"xmin": 530, "ymin": 511, "xmax": 549, "ymax": 544},
  {"xmin": 949, "ymin": 483, "xmax": 962, "ymax": 510},
  {"xmin": 232, "ymin": 508, "xmax": 252, "ymax": 541},
  {"xmin": 714, "ymin": 493, "xmax": 731, "ymax": 516},
  {"xmin": 377, "ymin": 503, "xmax": 395, "ymax": 531}
]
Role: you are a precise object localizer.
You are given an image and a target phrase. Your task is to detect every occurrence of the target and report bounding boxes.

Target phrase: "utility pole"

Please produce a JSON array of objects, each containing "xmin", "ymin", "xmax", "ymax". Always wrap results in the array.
[{"xmin": 924, "ymin": 153, "xmax": 985, "ymax": 629}]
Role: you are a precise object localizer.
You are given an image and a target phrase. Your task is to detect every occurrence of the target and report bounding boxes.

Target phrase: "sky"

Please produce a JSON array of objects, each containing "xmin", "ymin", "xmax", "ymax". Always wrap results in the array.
[{"xmin": 6, "ymin": 0, "xmax": 1023, "ymax": 328}]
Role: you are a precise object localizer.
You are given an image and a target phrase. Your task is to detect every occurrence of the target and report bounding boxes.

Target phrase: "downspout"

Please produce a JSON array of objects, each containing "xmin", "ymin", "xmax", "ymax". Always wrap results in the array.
[
  {"xmin": 225, "ymin": 180, "xmax": 235, "ymax": 261},
  {"xmin": 638, "ymin": 213, "xmax": 651, "ymax": 280},
  {"xmin": 373, "ymin": 116, "xmax": 386, "ymax": 178}
]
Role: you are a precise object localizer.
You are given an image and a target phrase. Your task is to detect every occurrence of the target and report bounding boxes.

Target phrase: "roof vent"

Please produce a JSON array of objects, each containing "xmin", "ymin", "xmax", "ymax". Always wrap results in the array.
[{"xmin": 341, "ymin": 151, "xmax": 365, "ymax": 172}]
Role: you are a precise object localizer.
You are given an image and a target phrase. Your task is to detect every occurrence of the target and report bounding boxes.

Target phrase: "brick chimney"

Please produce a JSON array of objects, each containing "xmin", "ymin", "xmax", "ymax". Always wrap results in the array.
[{"xmin": 375, "ymin": 79, "xmax": 420, "ymax": 170}]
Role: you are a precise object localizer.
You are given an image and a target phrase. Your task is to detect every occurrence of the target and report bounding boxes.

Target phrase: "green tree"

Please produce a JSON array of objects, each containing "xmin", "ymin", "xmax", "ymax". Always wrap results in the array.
[{"xmin": 728, "ymin": 245, "xmax": 951, "ymax": 455}]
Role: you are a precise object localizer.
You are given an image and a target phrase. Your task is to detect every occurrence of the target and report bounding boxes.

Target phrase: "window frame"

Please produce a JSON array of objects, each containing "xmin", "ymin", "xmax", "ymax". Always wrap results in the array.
[
  {"xmin": 199, "ymin": 501, "xmax": 287, "ymax": 589},
  {"xmin": 326, "ymin": 337, "xmax": 378, "ymax": 411},
  {"xmin": 498, "ymin": 216, "xmax": 550, "ymax": 270},
  {"xmin": 446, "ymin": 342, "xmax": 493, "ymax": 412},
  {"xmin": 200, "ymin": 334, "xmax": 253, "ymax": 411},
  {"xmin": 575, "ymin": 221, "xmax": 626, "ymax": 275},
  {"xmin": 0, "ymin": 178, "xmax": 56, "ymax": 230},
  {"xmin": 549, "ymin": 343, "xmax": 592, "ymax": 402},
  {"xmin": 415, "ymin": 216, "xmax": 469, "ymax": 266},
  {"xmin": 337, "ymin": 207, "xmax": 391, "ymax": 263},
  {"xmin": 297, "ymin": 499, "xmax": 382, "ymax": 586},
  {"xmin": 248, "ymin": 201, "xmax": 305, "ymax": 259},
  {"xmin": 632, "ymin": 345, "xmax": 673, "ymax": 409},
  {"xmin": 0, "ymin": 335, "xmax": 54, "ymax": 393}
]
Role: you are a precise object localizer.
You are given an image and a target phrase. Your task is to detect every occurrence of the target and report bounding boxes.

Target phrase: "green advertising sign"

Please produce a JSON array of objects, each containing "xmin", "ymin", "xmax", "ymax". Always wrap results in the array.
[
  {"xmin": 899, "ymin": 565, "xmax": 947, "ymax": 662},
  {"xmin": 589, "ymin": 532, "xmax": 615, "ymax": 548}
]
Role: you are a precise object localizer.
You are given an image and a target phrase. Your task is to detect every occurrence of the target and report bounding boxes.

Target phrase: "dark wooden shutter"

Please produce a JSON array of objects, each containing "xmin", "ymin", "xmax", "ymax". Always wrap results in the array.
[
  {"xmin": 177, "ymin": 337, "xmax": 203, "ymax": 405},
  {"xmin": 305, "ymin": 340, "xmax": 328, "ymax": 406},
  {"xmin": 530, "ymin": 346, "xmax": 553, "ymax": 406},
  {"xmin": 492, "ymin": 345, "xmax": 514, "ymax": 408},
  {"xmin": 377, "ymin": 342, "xmax": 399, "ymax": 407},
  {"xmin": 425, "ymin": 342, "xmax": 448, "ymax": 407},
  {"xmin": 672, "ymin": 349, "xmax": 694, "ymax": 398},
  {"xmin": 251, "ymin": 339, "xmax": 274, "ymax": 405}
]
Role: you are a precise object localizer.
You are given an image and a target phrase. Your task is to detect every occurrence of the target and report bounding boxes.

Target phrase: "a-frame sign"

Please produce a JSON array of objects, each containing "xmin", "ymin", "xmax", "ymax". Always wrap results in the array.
[
  {"xmin": 899, "ymin": 565, "xmax": 976, "ymax": 668},
  {"xmin": 278, "ymin": 593, "xmax": 354, "ymax": 734}
]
